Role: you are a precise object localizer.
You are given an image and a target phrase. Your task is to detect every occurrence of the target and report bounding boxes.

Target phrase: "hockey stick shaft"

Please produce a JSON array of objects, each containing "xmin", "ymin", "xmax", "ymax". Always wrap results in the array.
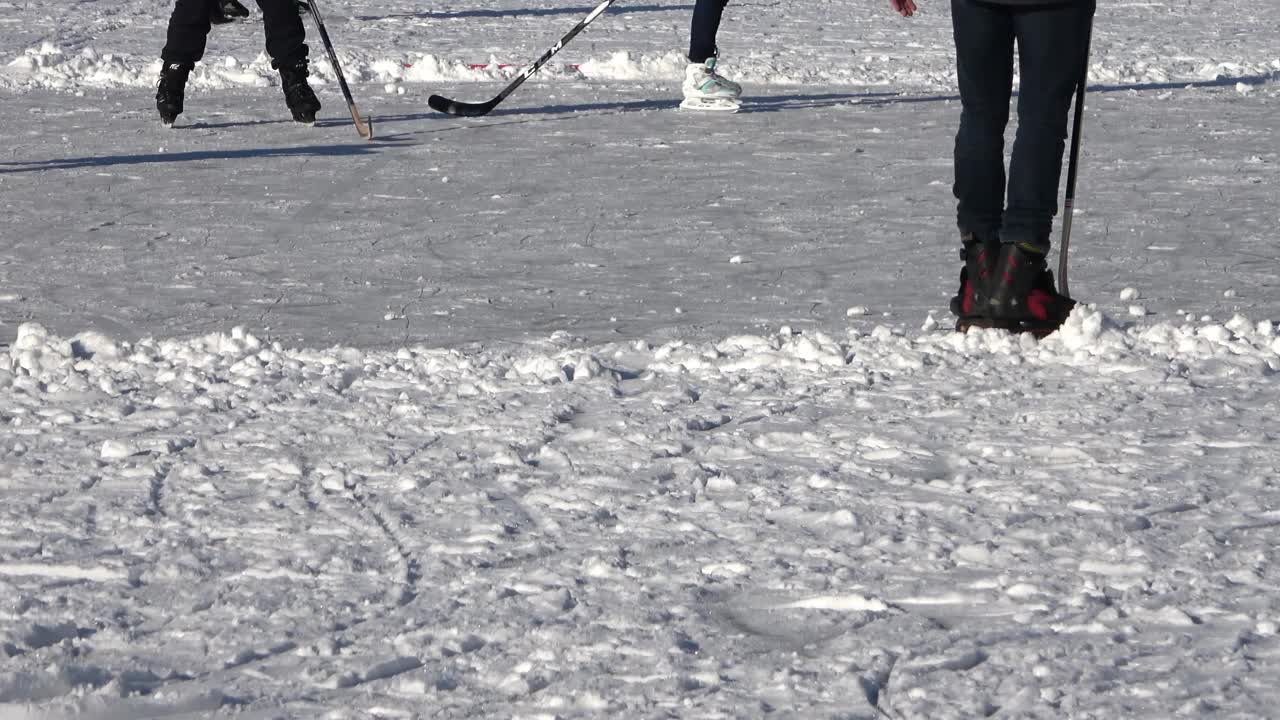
[
  {"xmin": 428, "ymin": 0, "xmax": 617, "ymax": 116},
  {"xmin": 1058, "ymin": 22, "xmax": 1092, "ymax": 299},
  {"xmin": 301, "ymin": 0, "xmax": 373, "ymax": 139}
]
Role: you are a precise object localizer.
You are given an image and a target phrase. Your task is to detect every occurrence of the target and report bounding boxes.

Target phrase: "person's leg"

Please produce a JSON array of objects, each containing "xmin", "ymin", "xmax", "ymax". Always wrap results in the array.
[
  {"xmin": 948, "ymin": 0, "xmax": 1014, "ymax": 319},
  {"xmin": 951, "ymin": 0, "xmax": 1015, "ymax": 242},
  {"xmin": 157, "ymin": 0, "xmax": 212, "ymax": 123},
  {"xmin": 688, "ymin": 0, "xmax": 730, "ymax": 63},
  {"xmin": 682, "ymin": 0, "xmax": 739, "ymax": 108},
  {"xmin": 160, "ymin": 0, "xmax": 214, "ymax": 66},
  {"xmin": 255, "ymin": 0, "xmax": 318, "ymax": 121},
  {"xmin": 1001, "ymin": 0, "xmax": 1096, "ymax": 252},
  {"xmin": 256, "ymin": 0, "xmax": 308, "ymax": 68}
]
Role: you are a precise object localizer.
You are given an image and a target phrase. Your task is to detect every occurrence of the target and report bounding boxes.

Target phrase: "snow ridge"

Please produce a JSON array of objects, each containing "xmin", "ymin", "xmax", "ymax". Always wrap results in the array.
[{"xmin": 6, "ymin": 41, "xmax": 1279, "ymax": 94}]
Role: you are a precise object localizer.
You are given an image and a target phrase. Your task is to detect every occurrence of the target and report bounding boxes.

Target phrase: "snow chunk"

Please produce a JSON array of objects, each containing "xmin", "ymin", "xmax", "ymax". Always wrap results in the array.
[
  {"xmin": 701, "ymin": 562, "xmax": 749, "ymax": 579},
  {"xmin": 953, "ymin": 543, "xmax": 994, "ymax": 564},
  {"xmin": 1131, "ymin": 605, "xmax": 1198, "ymax": 627},
  {"xmin": 1079, "ymin": 559, "xmax": 1151, "ymax": 577},
  {"xmin": 511, "ymin": 354, "xmax": 568, "ymax": 383},
  {"xmin": 363, "ymin": 656, "xmax": 423, "ymax": 683},
  {"xmin": 1005, "ymin": 583, "xmax": 1041, "ymax": 599},
  {"xmin": 100, "ymin": 439, "xmax": 134, "ymax": 459},
  {"xmin": 826, "ymin": 509, "xmax": 857, "ymax": 527}
]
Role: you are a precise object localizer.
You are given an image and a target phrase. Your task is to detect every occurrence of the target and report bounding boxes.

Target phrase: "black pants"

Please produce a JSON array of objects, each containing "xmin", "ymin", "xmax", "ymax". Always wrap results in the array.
[
  {"xmin": 688, "ymin": 0, "xmax": 729, "ymax": 63},
  {"xmin": 951, "ymin": 0, "xmax": 1095, "ymax": 251},
  {"xmin": 161, "ymin": 0, "xmax": 308, "ymax": 69}
]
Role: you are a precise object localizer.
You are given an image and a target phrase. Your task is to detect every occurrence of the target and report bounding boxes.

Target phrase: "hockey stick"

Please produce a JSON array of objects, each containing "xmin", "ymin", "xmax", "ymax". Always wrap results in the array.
[
  {"xmin": 1058, "ymin": 23, "xmax": 1092, "ymax": 299},
  {"xmin": 299, "ymin": 0, "xmax": 373, "ymax": 139},
  {"xmin": 427, "ymin": 0, "xmax": 617, "ymax": 117}
]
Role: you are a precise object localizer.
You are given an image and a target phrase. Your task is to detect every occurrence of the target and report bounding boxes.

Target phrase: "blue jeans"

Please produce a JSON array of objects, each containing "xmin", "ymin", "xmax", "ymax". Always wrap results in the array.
[{"xmin": 951, "ymin": 0, "xmax": 1095, "ymax": 251}]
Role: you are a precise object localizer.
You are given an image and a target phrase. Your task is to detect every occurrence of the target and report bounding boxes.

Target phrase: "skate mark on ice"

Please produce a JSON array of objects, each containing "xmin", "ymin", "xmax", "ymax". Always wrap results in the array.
[
  {"xmin": 145, "ymin": 463, "xmax": 171, "ymax": 519},
  {"xmin": 1212, "ymin": 516, "xmax": 1280, "ymax": 541},
  {"xmin": 137, "ymin": 457, "xmax": 445, "ymax": 700},
  {"xmin": 738, "ymin": 90, "xmax": 949, "ymax": 114},
  {"xmin": 32, "ymin": 474, "xmax": 100, "ymax": 510},
  {"xmin": 290, "ymin": 462, "xmax": 422, "ymax": 610},
  {"xmin": 348, "ymin": 475, "xmax": 423, "ymax": 607}
]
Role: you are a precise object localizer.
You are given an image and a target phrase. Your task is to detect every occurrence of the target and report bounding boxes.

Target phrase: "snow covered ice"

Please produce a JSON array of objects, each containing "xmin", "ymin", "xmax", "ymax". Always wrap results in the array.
[
  {"xmin": 3, "ymin": 0, "xmax": 1280, "ymax": 717},
  {"xmin": 5, "ymin": 311, "xmax": 1280, "ymax": 717}
]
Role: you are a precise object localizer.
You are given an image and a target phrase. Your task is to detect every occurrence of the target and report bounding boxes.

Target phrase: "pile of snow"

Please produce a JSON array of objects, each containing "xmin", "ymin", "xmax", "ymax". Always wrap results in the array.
[
  {"xmin": 0, "ymin": 43, "xmax": 951, "ymax": 93},
  {"xmin": 7, "ymin": 40, "xmax": 1278, "ymax": 94},
  {"xmin": 7, "ymin": 308, "xmax": 1276, "ymax": 406}
]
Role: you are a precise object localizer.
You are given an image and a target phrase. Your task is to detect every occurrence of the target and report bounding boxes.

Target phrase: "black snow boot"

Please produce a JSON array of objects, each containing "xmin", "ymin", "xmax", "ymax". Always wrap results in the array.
[
  {"xmin": 987, "ymin": 242, "xmax": 1048, "ymax": 320},
  {"xmin": 950, "ymin": 231, "xmax": 1000, "ymax": 320},
  {"xmin": 278, "ymin": 60, "xmax": 321, "ymax": 124},
  {"xmin": 986, "ymin": 241, "xmax": 1075, "ymax": 331},
  {"xmin": 156, "ymin": 62, "xmax": 193, "ymax": 125}
]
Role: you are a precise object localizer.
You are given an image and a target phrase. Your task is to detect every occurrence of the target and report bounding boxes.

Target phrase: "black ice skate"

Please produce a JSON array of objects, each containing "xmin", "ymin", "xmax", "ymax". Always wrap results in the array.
[
  {"xmin": 278, "ymin": 60, "xmax": 321, "ymax": 125},
  {"xmin": 155, "ymin": 62, "xmax": 192, "ymax": 126}
]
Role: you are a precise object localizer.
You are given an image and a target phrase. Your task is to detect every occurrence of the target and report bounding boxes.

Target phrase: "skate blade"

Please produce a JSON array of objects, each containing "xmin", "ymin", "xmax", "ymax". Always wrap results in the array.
[{"xmin": 679, "ymin": 97, "xmax": 741, "ymax": 113}]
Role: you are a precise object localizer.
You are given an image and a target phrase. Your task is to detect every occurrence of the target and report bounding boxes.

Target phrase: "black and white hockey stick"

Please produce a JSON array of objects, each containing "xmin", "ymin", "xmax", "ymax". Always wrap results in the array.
[
  {"xmin": 1058, "ymin": 24, "xmax": 1092, "ymax": 299},
  {"xmin": 299, "ymin": 0, "xmax": 373, "ymax": 139},
  {"xmin": 428, "ymin": 0, "xmax": 617, "ymax": 117}
]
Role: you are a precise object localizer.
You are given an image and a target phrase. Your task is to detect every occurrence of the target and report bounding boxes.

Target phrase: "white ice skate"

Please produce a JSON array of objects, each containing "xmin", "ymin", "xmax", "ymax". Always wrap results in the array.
[{"xmin": 680, "ymin": 57, "xmax": 742, "ymax": 112}]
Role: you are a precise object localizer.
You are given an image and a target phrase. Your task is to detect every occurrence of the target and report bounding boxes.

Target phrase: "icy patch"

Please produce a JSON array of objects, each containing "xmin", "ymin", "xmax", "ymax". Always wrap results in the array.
[{"xmin": 776, "ymin": 594, "xmax": 891, "ymax": 612}]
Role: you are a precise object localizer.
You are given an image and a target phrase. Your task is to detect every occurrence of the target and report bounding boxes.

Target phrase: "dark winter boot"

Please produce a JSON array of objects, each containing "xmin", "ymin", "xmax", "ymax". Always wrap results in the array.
[
  {"xmin": 950, "ymin": 231, "xmax": 1000, "ymax": 320},
  {"xmin": 278, "ymin": 60, "xmax": 321, "ymax": 124},
  {"xmin": 987, "ymin": 242, "xmax": 1075, "ymax": 327},
  {"xmin": 155, "ymin": 62, "xmax": 192, "ymax": 126}
]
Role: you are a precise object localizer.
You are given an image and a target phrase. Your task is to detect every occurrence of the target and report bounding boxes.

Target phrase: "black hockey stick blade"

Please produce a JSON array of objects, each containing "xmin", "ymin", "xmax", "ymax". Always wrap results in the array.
[
  {"xmin": 427, "ymin": 94, "xmax": 500, "ymax": 118},
  {"xmin": 426, "ymin": 0, "xmax": 617, "ymax": 118}
]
